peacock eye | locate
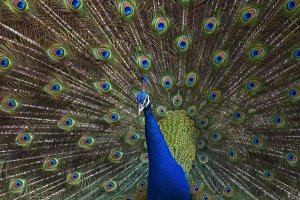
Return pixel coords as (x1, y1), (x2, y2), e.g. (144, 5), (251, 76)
(289, 88), (296, 96)
(210, 131), (222, 143)
(286, 152), (298, 164)
(286, 0), (300, 12)
(198, 139), (206, 149)
(223, 186), (234, 197)
(103, 181), (117, 192)
(187, 106), (196, 117)
(0, 57), (12, 70)
(52, 83), (60, 91)
(137, 180), (147, 190)
(185, 72), (197, 86)
(176, 36), (190, 51)
(202, 195), (209, 200)
(1, 98), (20, 113)
(66, 0), (82, 10)
(47, 46), (66, 61)
(11, 0), (28, 12)
(191, 183), (201, 194)
(67, 172), (81, 184)
(232, 111), (246, 123)
(246, 80), (260, 92)
(45, 82), (64, 95)
(203, 17), (219, 34)
(94, 48), (112, 61)
(249, 47), (266, 60)
(138, 55), (151, 70)
(44, 158), (59, 171)
(94, 80), (112, 93)
(109, 151), (123, 163)
(251, 136), (264, 147)
(78, 136), (95, 148)
(105, 112), (121, 123)
(10, 179), (26, 192)
(263, 170), (274, 181)
(161, 76), (173, 89)
(198, 117), (208, 128)
(208, 90), (221, 102)
(273, 115), (286, 127)
(241, 8), (258, 23)
(213, 51), (227, 67)
(125, 132), (140, 144)
(199, 152), (209, 164)
(292, 48), (300, 60)
(288, 87), (299, 99)
(16, 133), (33, 147)
(226, 149), (238, 160)
(156, 105), (167, 116)
(119, 1), (135, 18)
(140, 153), (149, 163)
(154, 17), (169, 33)
(58, 116), (77, 131)
(157, 23), (165, 30)
(172, 95), (183, 107)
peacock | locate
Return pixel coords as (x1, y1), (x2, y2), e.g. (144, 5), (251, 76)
(0, 0), (299, 199)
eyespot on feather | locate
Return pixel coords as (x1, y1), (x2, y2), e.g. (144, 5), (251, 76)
(241, 7), (258, 24)
(44, 158), (59, 171)
(47, 46), (66, 61)
(109, 151), (123, 163)
(67, 172), (81, 184)
(161, 76), (174, 89)
(103, 180), (117, 192)
(78, 136), (95, 148)
(9, 179), (26, 193)
(263, 170), (274, 181)
(208, 89), (221, 102)
(1, 98), (20, 113)
(246, 80), (260, 92)
(172, 95), (183, 107)
(213, 51), (227, 67)
(203, 17), (219, 34)
(176, 36), (190, 51)
(66, 0), (82, 10)
(118, 1), (135, 18)
(11, 0), (28, 12)
(185, 72), (197, 86)
(16, 133), (33, 147)
(58, 116), (77, 131)
(153, 17), (169, 33)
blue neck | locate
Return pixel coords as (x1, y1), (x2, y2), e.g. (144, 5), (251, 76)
(144, 107), (191, 200)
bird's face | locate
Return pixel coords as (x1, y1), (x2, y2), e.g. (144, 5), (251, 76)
(136, 91), (151, 115)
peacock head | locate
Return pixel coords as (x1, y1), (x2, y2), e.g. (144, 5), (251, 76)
(136, 76), (151, 115)
(136, 91), (151, 115)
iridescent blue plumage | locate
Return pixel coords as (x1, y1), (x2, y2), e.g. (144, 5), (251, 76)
(136, 88), (191, 200)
